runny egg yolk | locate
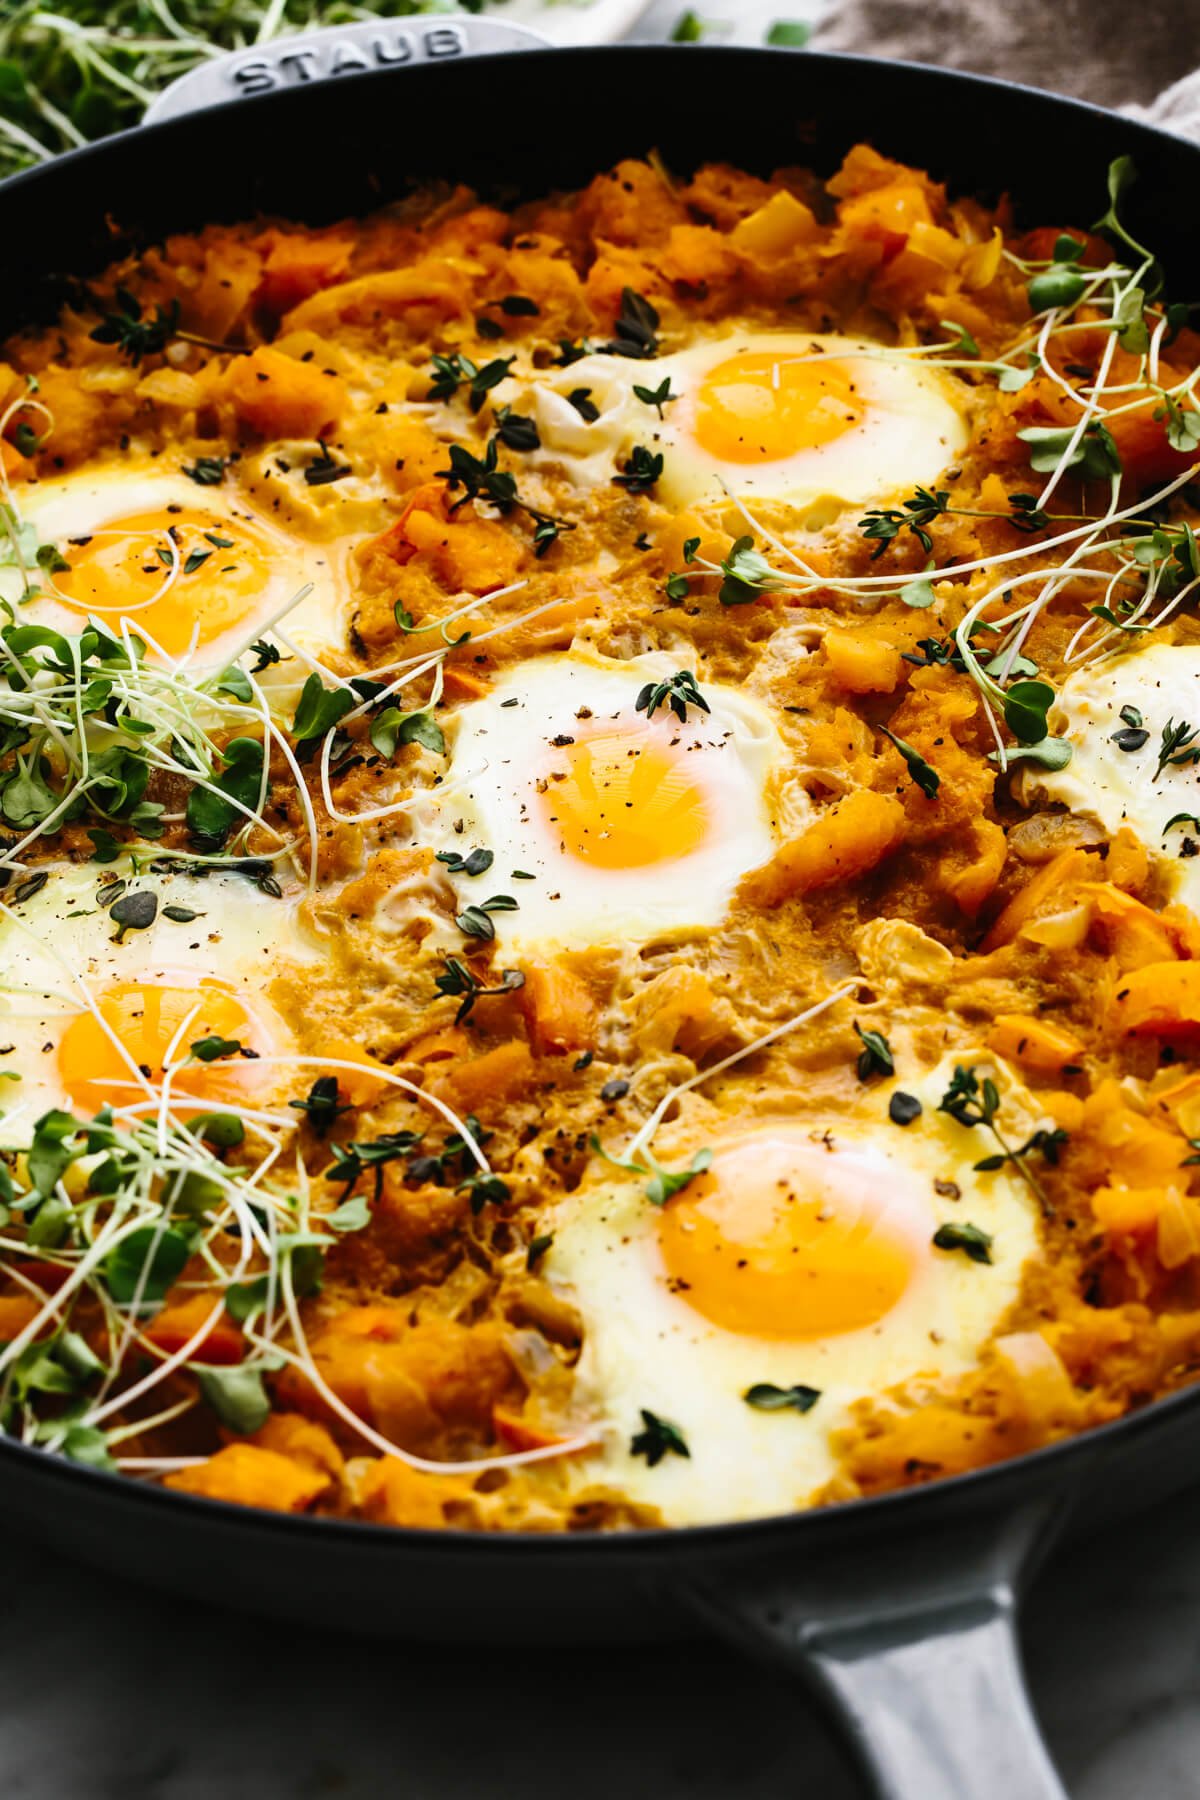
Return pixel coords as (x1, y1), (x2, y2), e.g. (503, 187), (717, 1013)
(57, 979), (271, 1113)
(52, 507), (274, 656)
(539, 728), (711, 869)
(657, 1133), (919, 1337)
(694, 350), (863, 465)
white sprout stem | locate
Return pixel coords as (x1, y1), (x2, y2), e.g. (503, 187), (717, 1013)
(247, 1054), (491, 1174)
(0, 1209), (160, 1386)
(86, 1299), (230, 1428)
(116, 1457), (207, 1471)
(102, 1396), (198, 1447)
(624, 982), (857, 1162)
(258, 1289), (598, 1476)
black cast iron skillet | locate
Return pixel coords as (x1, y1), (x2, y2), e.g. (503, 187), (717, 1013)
(3, 27), (1200, 1798)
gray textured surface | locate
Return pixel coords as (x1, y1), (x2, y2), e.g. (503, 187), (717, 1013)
(7, 1478), (1200, 1798)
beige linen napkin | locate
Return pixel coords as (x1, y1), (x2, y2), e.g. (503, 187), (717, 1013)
(808, 0), (1200, 137)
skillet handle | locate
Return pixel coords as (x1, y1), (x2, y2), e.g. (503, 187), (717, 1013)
(141, 16), (551, 126)
(681, 1500), (1068, 1800)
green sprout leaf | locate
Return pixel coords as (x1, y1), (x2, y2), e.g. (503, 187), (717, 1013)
(1018, 422), (1122, 482)
(718, 536), (790, 606)
(326, 1194), (372, 1233)
(940, 319), (980, 356)
(198, 1363), (273, 1435)
(1027, 267), (1087, 313)
(369, 706), (445, 759)
(105, 1225), (190, 1307)
(291, 673), (355, 743)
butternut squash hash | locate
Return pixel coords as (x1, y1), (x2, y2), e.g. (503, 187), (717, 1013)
(1, 145), (1200, 1529)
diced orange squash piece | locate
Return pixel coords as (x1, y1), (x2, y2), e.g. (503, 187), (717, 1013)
(1040, 1089), (1085, 1133)
(188, 243), (263, 342)
(839, 180), (934, 239)
(283, 1310), (516, 1447)
(824, 628), (903, 695)
(990, 1331), (1080, 1430)
(385, 413), (453, 493)
(439, 667), (492, 704)
(1, 441), (29, 479)
(401, 503), (524, 595)
(312, 1033), (394, 1108)
(222, 345), (343, 437)
(518, 962), (595, 1056)
(431, 1040), (536, 1114)
(1091, 1185), (1172, 1237)
(986, 1013), (1085, 1074)
(335, 846), (435, 923)
(258, 234), (354, 313)
(283, 264), (469, 336)
(1158, 1190), (1200, 1268)
(146, 1293), (244, 1364)
(1151, 1071), (1200, 1139)
(405, 1026), (471, 1066)
(1109, 962), (1200, 1035)
(166, 1443), (329, 1513)
(1080, 1080), (1186, 1186)
(838, 1404), (1008, 1487)
(740, 789), (906, 907)
(0, 1295), (40, 1342)
(982, 849), (1091, 950)
(1085, 884), (1179, 971)
(372, 1173), (469, 1263)
(661, 224), (739, 287)
(937, 817), (1007, 918)
(251, 1413), (344, 1480)
(657, 511), (733, 572)
(731, 190), (818, 258)
(1105, 826), (1150, 891)
(357, 1456), (471, 1528)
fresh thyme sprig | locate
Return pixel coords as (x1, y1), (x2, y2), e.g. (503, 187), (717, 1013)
(859, 487), (951, 558)
(937, 1064), (1066, 1214)
(437, 438), (574, 557)
(89, 289), (235, 361)
(1154, 718), (1200, 781)
(635, 669), (709, 724)
(432, 957), (525, 1024)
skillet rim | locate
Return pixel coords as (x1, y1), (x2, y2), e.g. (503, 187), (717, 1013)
(1, 1362), (1197, 1556)
(2, 42), (1200, 1555)
(4, 41), (1200, 223)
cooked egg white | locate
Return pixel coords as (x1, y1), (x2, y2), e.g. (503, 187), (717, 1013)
(544, 1055), (1042, 1525)
(7, 463), (353, 686)
(525, 331), (971, 520)
(1017, 642), (1200, 914)
(0, 862), (316, 1139)
(419, 649), (791, 948)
